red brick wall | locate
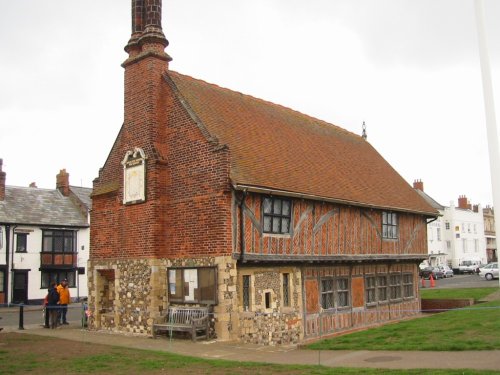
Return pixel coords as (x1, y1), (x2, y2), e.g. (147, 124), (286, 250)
(90, 54), (232, 261)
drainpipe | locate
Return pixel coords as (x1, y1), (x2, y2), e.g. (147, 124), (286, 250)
(5, 224), (10, 305)
(238, 190), (248, 263)
(9, 225), (17, 305)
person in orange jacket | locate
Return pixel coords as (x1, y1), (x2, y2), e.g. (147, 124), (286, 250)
(56, 279), (71, 324)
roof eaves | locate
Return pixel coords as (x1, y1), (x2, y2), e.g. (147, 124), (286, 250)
(233, 183), (439, 217)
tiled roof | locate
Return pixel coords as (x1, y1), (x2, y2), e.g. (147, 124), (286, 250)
(414, 189), (444, 211)
(0, 186), (89, 227)
(70, 186), (92, 211)
(167, 71), (437, 216)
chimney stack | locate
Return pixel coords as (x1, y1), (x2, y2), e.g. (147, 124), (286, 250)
(413, 179), (424, 191)
(458, 195), (472, 210)
(29, 182), (37, 188)
(56, 169), (70, 197)
(0, 159), (6, 201)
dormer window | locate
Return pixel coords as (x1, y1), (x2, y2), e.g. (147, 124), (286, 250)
(263, 197), (291, 234)
(382, 211), (398, 239)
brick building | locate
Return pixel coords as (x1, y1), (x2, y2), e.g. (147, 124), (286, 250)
(88, 1), (437, 344)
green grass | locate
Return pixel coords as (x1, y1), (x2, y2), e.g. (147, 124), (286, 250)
(420, 287), (498, 301)
(307, 299), (500, 351)
(0, 333), (498, 375)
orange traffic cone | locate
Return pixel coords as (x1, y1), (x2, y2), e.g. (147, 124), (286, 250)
(430, 274), (435, 288)
(421, 277), (426, 288)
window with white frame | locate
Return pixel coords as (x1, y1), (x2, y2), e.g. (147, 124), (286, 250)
(168, 267), (217, 304)
(263, 197), (292, 234)
(382, 212), (398, 239)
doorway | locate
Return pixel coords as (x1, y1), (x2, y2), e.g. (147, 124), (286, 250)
(12, 270), (28, 304)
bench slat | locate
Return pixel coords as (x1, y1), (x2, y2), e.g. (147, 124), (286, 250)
(152, 306), (209, 341)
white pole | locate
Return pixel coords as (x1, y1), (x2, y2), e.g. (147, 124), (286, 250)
(474, 0), (500, 287)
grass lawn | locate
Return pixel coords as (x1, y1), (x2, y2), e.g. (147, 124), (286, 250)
(0, 333), (498, 375)
(307, 288), (500, 351)
(420, 287), (498, 301)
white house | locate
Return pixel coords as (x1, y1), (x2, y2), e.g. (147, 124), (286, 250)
(414, 180), (488, 269)
(0, 159), (90, 305)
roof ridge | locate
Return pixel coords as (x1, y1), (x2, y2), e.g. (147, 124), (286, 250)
(167, 70), (362, 140)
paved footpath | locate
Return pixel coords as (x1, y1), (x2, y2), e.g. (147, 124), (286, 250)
(3, 323), (499, 371)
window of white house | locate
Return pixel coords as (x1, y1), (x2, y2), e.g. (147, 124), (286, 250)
(474, 224), (477, 234)
(463, 239), (468, 253)
(445, 222), (450, 230)
(437, 228), (441, 241)
(474, 239), (479, 252)
(389, 274), (402, 300)
(16, 233), (27, 253)
(0, 227), (3, 249)
(41, 270), (76, 288)
(446, 241), (451, 250)
(42, 230), (75, 253)
(263, 197), (292, 234)
(168, 267), (217, 304)
(0, 270), (4, 292)
(382, 212), (398, 239)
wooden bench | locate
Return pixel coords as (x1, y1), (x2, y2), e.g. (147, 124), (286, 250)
(152, 306), (210, 342)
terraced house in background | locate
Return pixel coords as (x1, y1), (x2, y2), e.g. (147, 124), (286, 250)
(0, 161), (90, 305)
(88, 0), (438, 345)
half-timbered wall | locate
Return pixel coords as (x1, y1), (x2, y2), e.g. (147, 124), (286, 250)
(233, 193), (428, 259)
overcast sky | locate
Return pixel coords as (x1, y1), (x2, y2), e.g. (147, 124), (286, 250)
(1, 0), (499, 208)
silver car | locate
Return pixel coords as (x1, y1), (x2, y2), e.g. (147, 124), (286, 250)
(479, 262), (499, 281)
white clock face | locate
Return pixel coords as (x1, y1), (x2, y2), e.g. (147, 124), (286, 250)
(124, 164), (145, 203)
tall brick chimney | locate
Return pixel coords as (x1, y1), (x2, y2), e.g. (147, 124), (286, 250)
(413, 179), (424, 191)
(121, 0), (172, 149)
(0, 159), (6, 201)
(458, 195), (471, 210)
(56, 169), (70, 197)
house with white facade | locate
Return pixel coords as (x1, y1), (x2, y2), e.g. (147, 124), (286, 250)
(414, 181), (488, 270)
(483, 206), (497, 263)
(0, 159), (91, 305)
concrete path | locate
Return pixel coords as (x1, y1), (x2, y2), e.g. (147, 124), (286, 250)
(4, 323), (499, 371)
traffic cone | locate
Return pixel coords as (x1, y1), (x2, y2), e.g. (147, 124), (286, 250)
(430, 274), (435, 288)
(421, 277), (426, 288)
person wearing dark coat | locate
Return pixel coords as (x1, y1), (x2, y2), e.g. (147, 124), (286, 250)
(47, 281), (60, 329)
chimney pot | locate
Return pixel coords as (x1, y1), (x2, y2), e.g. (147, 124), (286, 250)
(56, 169), (70, 197)
(413, 179), (424, 191)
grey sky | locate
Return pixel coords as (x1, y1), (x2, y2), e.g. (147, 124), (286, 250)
(1, 0), (499, 208)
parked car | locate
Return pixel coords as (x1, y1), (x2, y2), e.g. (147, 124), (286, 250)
(438, 265), (454, 278)
(479, 262), (499, 281)
(419, 266), (444, 280)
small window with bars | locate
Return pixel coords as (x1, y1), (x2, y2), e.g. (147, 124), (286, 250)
(377, 275), (388, 301)
(403, 273), (414, 298)
(263, 197), (292, 234)
(382, 212), (398, 239)
(242, 275), (251, 311)
(320, 279), (334, 309)
(336, 278), (349, 307)
(282, 273), (290, 307)
(365, 276), (376, 304)
(389, 274), (402, 300)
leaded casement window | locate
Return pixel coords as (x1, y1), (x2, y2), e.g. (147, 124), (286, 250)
(382, 212), (398, 239)
(263, 196), (292, 234)
(16, 233), (27, 253)
(42, 230), (75, 253)
(389, 274), (402, 300)
(321, 277), (350, 309)
(282, 273), (290, 307)
(365, 276), (376, 304)
(377, 275), (388, 301)
(336, 278), (349, 307)
(242, 275), (251, 311)
(168, 267), (217, 304)
(403, 273), (414, 298)
(41, 270), (76, 288)
(321, 279), (335, 309)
